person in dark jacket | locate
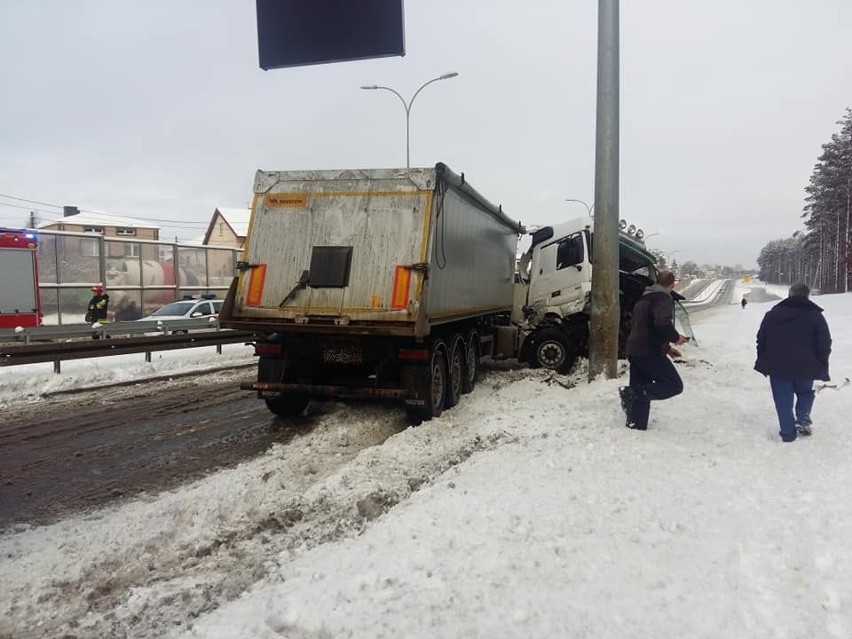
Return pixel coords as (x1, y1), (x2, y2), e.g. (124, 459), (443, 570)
(619, 270), (689, 430)
(85, 286), (110, 323)
(754, 283), (832, 442)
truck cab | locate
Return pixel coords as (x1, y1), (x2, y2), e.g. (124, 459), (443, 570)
(513, 217), (661, 371)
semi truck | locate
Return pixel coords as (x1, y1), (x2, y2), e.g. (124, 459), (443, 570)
(219, 163), (674, 423)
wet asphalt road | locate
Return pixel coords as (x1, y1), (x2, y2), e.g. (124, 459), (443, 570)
(0, 370), (304, 529)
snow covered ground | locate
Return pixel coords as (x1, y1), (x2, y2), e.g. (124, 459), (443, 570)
(0, 343), (255, 406)
(2, 282), (851, 638)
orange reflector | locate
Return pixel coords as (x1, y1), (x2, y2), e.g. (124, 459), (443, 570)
(246, 264), (267, 306)
(391, 265), (411, 310)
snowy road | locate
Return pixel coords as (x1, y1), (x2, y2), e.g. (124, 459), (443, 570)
(0, 369), (408, 530)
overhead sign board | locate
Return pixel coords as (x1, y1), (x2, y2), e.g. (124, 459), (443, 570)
(256, 0), (406, 70)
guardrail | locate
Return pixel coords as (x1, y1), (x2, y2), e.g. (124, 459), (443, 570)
(0, 319), (258, 373)
(0, 317), (229, 344)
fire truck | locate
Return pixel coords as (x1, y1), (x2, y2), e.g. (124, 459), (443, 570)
(0, 228), (42, 328)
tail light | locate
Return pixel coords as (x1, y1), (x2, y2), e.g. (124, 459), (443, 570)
(398, 347), (429, 362)
(255, 342), (284, 356)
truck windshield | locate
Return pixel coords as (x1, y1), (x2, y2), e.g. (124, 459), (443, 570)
(619, 237), (657, 276)
(586, 231), (657, 277)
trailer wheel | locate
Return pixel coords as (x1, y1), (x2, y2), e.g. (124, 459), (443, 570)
(462, 329), (480, 394)
(264, 395), (310, 417)
(531, 328), (576, 373)
(404, 340), (447, 424)
(446, 334), (465, 408)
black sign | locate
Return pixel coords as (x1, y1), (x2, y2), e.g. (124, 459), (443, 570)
(256, 0), (406, 70)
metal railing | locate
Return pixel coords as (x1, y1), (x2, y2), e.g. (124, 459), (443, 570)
(0, 319), (258, 373)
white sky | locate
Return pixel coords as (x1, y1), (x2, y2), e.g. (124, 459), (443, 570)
(2, 282), (851, 638)
(1, 1), (851, 266)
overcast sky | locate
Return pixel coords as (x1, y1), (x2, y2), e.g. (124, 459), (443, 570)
(1, 1), (851, 267)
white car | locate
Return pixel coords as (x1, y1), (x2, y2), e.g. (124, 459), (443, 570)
(137, 298), (224, 333)
(140, 298), (224, 321)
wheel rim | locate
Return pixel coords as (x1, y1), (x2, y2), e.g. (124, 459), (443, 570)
(466, 333), (478, 387)
(538, 340), (566, 369)
(431, 352), (445, 408)
(451, 346), (463, 398)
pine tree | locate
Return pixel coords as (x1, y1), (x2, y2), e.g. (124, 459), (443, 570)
(802, 109), (852, 292)
(759, 109), (852, 292)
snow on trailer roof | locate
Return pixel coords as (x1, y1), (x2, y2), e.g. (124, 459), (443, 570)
(252, 162), (525, 235)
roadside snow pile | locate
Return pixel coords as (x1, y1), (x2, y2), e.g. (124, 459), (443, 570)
(0, 368), (568, 638)
(0, 344), (254, 408)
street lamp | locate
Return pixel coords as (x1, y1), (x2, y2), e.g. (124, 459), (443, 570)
(565, 198), (594, 217)
(643, 232), (661, 242)
(361, 72), (459, 169)
(665, 250), (682, 269)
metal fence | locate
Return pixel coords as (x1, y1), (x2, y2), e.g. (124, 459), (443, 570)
(37, 230), (241, 325)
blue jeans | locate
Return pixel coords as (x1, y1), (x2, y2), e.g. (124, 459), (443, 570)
(769, 377), (815, 441)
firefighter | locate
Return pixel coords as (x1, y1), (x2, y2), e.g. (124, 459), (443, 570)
(85, 286), (110, 336)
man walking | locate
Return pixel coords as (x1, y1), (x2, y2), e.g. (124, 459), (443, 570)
(619, 270), (689, 430)
(754, 283), (832, 442)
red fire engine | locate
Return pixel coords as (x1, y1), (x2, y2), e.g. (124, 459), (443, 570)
(0, 228), (42, 328)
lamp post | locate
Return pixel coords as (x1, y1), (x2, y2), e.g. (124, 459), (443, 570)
(643, 232), (661, 242)
(565, 198), (594, 217)
(666, 250), (682, 272)
(361, 72), (459, 169)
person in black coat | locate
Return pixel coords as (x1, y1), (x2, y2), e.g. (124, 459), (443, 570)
(754, 283), (832, 442)
(619, 270), (689, 430)
(85, 286), (110, 323)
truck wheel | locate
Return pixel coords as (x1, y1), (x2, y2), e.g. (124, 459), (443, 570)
(404, 340), (447, 424)
(265, 395), (309, 417)
(462, 329), (480, 394)
(532, 328), (575, 373)
(426, 341), (448, 417)
(446, 334), (465, 408)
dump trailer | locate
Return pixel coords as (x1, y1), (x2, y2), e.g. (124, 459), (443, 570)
(220, 163), (524, 423)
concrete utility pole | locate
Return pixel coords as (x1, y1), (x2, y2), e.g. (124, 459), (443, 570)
(588, 0), (620, 381)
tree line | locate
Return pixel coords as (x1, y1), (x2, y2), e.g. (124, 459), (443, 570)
(757, 109), (852, 293)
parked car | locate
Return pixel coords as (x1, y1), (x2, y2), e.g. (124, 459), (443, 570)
(138, 297), (224, 333)
(140, 298), (224, 321)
